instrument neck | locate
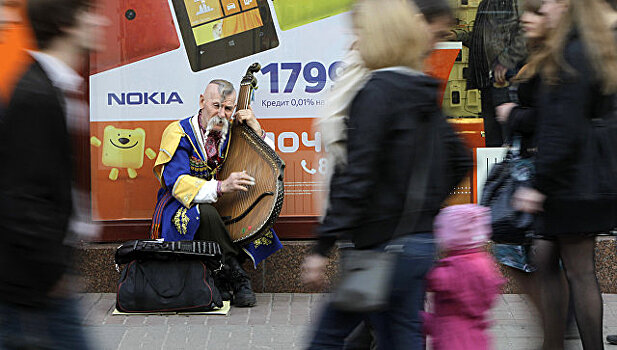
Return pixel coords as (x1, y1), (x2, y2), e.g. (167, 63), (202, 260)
(235, 83), (252, 121)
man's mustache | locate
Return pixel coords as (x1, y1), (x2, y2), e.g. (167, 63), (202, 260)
(208, 116), (228, 128)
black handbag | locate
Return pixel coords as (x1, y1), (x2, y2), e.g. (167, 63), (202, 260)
(115, 240), (224, 313)
(480, 138), (534, 244)
(331, 102), (436, 312)
(116, 259), (223, 313)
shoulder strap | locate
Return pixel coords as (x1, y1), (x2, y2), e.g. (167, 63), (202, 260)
(392, 113), (436, 238)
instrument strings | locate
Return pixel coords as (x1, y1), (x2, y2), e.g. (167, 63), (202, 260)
(214, 69), (280, 242)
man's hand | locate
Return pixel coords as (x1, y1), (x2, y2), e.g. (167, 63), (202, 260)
(513, 187), (546, 214)
(496, 102), (517, 124)
(220, 171), (255, 193)
(301, 254), (329, 289)
(494, 63), (509, 85)
(235, 106), (263, 136)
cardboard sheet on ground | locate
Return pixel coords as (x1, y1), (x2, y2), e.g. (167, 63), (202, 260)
(112, 301), (231, 316)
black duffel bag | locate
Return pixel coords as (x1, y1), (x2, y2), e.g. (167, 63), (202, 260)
(117, 259), (223, 313)
(115, 240), (224, 313)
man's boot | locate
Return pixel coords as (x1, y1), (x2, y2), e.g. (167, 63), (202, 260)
(212, 267), (232, 301)
(227, 256), (256, 307)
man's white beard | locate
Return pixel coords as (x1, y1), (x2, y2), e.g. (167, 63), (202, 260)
(204, 115), (229, 145)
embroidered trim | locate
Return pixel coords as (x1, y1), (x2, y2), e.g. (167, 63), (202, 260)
(150, 191), (173, 239)
(173, 207), (190, 235)
(253, 231), (274, 248)
(189, 156), (213, 180)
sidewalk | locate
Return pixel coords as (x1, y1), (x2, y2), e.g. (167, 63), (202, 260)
(83, 293), (617, 350)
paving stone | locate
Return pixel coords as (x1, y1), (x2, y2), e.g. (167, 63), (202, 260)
(103, 315), (126, 325)
(186, 326), (210, 350)
(145, 315), (168, 326)
(89, 325), (126, 350)
(167, 315), (188, 326)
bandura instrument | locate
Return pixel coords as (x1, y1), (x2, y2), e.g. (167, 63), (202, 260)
(213, 63), (285, 244)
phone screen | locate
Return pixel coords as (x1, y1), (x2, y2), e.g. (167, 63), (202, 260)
(183, 0), (263, 46)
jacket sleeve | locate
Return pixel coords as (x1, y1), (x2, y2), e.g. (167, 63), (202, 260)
(313, 82), (390, 257)
(497, 29), (527, 70)
(497, 0), (527, 69)
(452, 28), (472, 49)
(534, 39), (593, 195)
(508, 106), (537, 135)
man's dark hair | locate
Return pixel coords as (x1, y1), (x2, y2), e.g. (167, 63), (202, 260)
(608, 0), (617, 11)
(27, 0), (92, 50)
(413, 0), (453, 23)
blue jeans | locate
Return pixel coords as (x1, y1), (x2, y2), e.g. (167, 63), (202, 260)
(307, 233), (436, 350)
(0, 297), (91, 350)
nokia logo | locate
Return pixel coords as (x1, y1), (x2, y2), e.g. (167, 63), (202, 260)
(107, 92), (184, 105)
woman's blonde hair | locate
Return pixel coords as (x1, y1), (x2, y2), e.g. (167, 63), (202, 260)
(523, 0), (617, 93)
(352, 0), (429, 71)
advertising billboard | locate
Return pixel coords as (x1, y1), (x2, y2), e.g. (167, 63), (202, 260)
(89, 0), (461, 222)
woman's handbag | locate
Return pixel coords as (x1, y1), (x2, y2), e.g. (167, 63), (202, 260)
(115, 240), (224, 313)
(480, 138), (534, 244)
(330, 249), (398, 312)
(330, 107), (435, 312)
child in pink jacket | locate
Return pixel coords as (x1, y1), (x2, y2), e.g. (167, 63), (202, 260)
(424, 204), (505, 350)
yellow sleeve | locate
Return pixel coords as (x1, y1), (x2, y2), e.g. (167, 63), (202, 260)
(153, 121), (185, 185)
(172, 174), (208, 208)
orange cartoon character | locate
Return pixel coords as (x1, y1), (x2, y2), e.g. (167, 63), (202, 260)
(90, 125), (156, 180)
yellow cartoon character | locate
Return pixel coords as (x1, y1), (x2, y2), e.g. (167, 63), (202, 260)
(90, 126), (156, 180)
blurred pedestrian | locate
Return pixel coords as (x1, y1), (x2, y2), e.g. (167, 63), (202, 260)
(450, 0), (527, 146)
(513, 0), (617, 348)
(316, 0), (455, 220)
(301, 0), (472, 348)
(492, 0), (547, 314)
(0, 0), (106, 348)
(423, 204), (504, 350)
(496, 0), (583, 340)
(0, 0), (34, 104)
(316, 2), (457, 348)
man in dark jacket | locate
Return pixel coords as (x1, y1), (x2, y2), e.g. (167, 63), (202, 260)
(452, 0), (527, 146)
(0, 0), (105, 348)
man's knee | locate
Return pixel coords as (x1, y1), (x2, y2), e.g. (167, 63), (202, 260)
(199, 204), (222, 221)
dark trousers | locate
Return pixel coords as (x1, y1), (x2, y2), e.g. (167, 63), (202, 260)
(481, 87), (505, 147)
(195, 204), (239, 258)
(344, 322), (377, 350)
(0, 297), (91, 350)
(307, 233), (436, 350)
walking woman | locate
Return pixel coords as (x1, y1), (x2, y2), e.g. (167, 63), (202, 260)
(301, 0), (472, 349)
(493, 0), (548, 314)
(513, 0), (617, 349)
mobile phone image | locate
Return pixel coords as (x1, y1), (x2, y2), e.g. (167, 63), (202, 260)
(272, 0), (354, 31)
(90, 0), (180, 74)
(171, 0), (279, 72)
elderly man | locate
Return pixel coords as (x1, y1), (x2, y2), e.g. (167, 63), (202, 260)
(150, 79), (281, 307)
